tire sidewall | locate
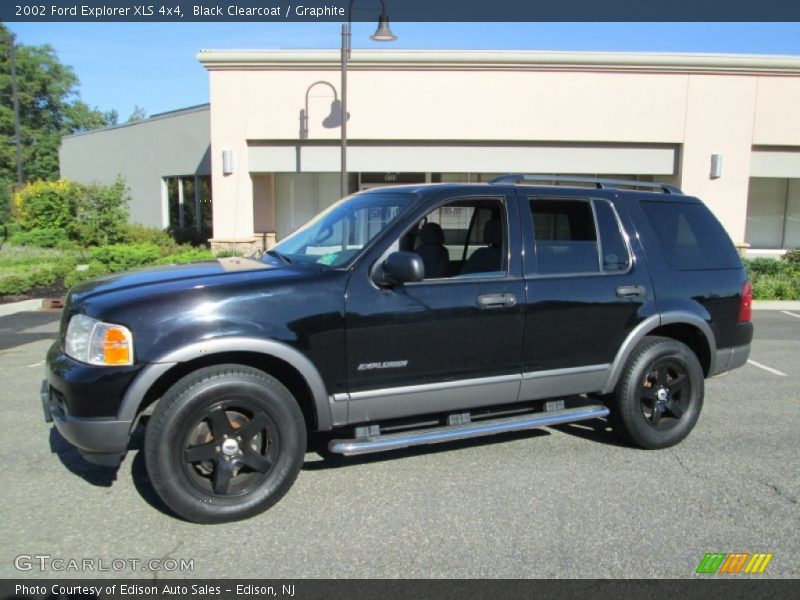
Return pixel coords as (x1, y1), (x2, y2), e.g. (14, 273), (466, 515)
(617, 339), (704, 449)
(146, 367), (306, 523)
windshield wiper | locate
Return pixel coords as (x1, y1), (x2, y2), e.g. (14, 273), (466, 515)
(265, 249), (292, 265)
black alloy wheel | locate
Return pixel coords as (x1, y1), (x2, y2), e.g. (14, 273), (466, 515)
(145, 365), (306, 523)
(612, 336), (704, 449)
(181, 400), (279, 496)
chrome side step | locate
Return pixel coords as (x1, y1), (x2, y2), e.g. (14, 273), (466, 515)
(328, 404), (609, 456)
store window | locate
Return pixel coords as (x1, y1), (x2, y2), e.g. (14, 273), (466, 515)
(745, 178), (800, 249)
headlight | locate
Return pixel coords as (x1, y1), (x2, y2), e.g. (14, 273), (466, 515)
(65, 314), (134, 366)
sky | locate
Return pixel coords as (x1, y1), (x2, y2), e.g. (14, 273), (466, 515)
(8, 22), (800, 119)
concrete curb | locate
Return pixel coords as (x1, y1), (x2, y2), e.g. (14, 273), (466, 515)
(753, 300), (800, 311)
(0, 298), (43, 318)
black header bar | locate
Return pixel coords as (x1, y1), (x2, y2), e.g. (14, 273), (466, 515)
(3, 0), (800, 22)
(1, 579), (798, 600)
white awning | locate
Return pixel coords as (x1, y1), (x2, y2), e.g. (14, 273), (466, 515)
(248, 143), (676, 175)
(750, 149), (800, 178)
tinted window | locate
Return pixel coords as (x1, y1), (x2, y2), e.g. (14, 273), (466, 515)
(594, 200), (631, 272)
(641, 201), (741, 270)
(399, 198), (506, 279)
(530, 199), (600, 274)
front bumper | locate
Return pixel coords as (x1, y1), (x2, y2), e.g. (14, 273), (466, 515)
(42, 380), (132, 466)
(43, 342), (139, 467)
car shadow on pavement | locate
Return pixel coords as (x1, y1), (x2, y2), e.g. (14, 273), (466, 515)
(48, 427), (118, 487)
(550, 417), (632, 448)
(126, 417), (181, 519)
(302, 428), (551, 471)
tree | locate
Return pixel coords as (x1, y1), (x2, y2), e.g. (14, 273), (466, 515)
(126, 105), (148, 123)
(0, 24), (116, 192)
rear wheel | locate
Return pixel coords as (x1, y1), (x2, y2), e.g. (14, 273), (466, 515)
(144, 365), (306, 523)
(612, 336), (704, 449)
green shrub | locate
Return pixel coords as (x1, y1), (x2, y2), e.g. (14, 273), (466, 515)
(13, 178), (131, 247)
(0, 273), (32, 295)
(746, 256), (800, 300)
(90, 243), (161, 272)
(156, 248), (215, 265)
(783, 248), (800, 264)
(1, 222), (21, 242)
(14, 180), (81, 234)
(63, 262), (110, 289)
(124, 223), (182, 254)
(744, 257), (791, 277)
(9, 227), (69, 248)
(215, 248), (244, 258)
(167, 226), (210, 247)
(73, 178), (130, 246)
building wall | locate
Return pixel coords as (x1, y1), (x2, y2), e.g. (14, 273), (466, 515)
(200, 50), (800, 249)
(60, 105), (211, 228)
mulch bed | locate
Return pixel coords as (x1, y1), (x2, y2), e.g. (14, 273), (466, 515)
(0, 283), (67, 306)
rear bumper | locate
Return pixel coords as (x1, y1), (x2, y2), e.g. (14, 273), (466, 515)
(711, 343), (751, 376)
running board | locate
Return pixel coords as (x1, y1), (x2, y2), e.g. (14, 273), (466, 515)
(328, 405), (610, 456)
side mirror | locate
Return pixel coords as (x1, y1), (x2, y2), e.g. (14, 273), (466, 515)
(373, 251), (425, 287)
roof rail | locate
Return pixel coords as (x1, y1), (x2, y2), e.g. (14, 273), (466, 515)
(489, 174), (683, 194)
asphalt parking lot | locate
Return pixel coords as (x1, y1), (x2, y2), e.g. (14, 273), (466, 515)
(1, 309), (797, 579)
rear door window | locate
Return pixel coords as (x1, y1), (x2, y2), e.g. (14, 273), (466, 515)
(528, 198), (633, 276)
(640, 201), (741, 270)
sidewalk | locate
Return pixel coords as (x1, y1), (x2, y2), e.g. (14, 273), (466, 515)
(0, 298), (42, 318)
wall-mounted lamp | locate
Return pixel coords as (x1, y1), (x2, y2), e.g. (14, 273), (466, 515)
(222, 149), (234, 175)
(710, 154), (723, 179)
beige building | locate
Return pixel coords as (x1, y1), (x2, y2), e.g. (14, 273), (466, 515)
(200, 49), (800, 255)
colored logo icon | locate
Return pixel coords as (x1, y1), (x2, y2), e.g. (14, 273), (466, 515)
(696, 552), (773, 574)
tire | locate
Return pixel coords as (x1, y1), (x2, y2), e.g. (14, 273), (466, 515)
(144, 364), (306, 523)
(612, 336), (704, 449)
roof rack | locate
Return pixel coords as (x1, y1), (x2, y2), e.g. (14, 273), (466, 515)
(489, 174), (683, 194)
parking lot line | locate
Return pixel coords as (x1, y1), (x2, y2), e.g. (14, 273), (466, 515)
(780, 310), (800, 319)
(747, 359), (788, 377)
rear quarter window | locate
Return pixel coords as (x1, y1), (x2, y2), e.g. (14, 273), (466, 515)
(640, 200), (741, 270)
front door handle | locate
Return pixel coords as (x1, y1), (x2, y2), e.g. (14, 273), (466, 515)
(477, 293), (517, 309)
(616, 285), (646, 298)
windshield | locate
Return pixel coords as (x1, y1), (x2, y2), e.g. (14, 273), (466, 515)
(268, 192), (415, 268)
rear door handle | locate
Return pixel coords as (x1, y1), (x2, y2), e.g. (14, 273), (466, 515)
(616, 285), (646, 298)
(477, 293), (517, 309)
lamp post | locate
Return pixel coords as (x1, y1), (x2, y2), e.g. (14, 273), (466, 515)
(340, 0), (397, 197)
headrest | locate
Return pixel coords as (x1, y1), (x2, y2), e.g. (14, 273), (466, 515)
(484, 218), (502, 246)
(419, 222), (445, 245)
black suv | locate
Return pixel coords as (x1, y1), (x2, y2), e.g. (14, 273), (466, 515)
(42, 175), (753, 523)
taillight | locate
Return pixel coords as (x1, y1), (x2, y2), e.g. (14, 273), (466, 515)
(739, 280), (752, 323)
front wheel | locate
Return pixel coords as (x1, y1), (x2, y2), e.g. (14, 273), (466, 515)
(612, 336), (704, 449)
(144, 365), (306, 523)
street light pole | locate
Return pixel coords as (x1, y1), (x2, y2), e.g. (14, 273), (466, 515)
(340, 21), (350, 198)
(339, 0), (396, 198)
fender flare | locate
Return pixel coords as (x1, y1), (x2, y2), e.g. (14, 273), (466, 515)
(601, 311), (717, 394)
(117, 337), (333, 430)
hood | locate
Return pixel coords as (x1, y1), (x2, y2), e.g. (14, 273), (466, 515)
(67, 257), (284, 304)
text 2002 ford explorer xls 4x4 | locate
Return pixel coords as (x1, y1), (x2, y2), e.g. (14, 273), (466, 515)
(41, 175), (753, 523)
